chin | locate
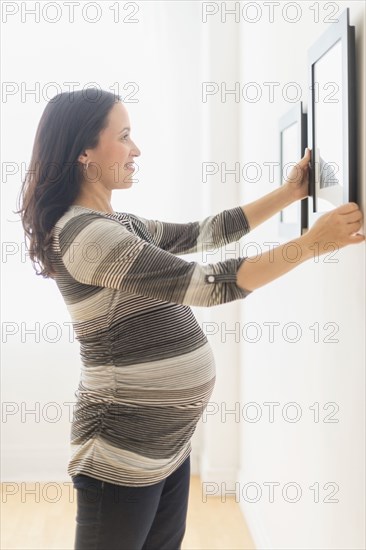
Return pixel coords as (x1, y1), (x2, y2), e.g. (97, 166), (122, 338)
(120, 179), (134, 187)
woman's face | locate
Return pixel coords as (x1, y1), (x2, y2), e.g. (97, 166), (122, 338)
(79, 101), (141, 191)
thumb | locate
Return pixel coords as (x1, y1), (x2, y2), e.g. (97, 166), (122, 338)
(297, 148), (311, 167)
(350, 233), (365, 242)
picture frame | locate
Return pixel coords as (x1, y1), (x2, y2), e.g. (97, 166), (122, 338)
(278, 101), (308, 238)
(306, 6), (357, 227)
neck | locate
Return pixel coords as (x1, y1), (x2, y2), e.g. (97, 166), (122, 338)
(71, 198), (115, 215)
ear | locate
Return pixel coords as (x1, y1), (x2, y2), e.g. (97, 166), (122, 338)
(78, 152), (88, 164)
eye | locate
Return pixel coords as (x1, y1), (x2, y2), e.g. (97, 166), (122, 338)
(121, 134), (129, 141)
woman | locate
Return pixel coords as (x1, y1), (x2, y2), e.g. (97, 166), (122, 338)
(17, 88), (364, 550)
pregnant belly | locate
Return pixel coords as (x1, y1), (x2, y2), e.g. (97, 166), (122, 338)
(78, 338), (216, 404)
(73, 340), (216, 459)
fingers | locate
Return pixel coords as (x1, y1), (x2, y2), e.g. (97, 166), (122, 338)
(340, 205), (363, 229)
(347, 233), (365, 244)
(300, 148), (311, 162)
(345, 210), (363, 224)
(347, 220), (363, 232)
(336, 202), (360, 214)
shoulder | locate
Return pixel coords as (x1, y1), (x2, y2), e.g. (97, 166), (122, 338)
(54, 210), (129, 247)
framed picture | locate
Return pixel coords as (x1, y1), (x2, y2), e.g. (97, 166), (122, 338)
(278, 101), (308, 238)
(306, 6), (357, 227)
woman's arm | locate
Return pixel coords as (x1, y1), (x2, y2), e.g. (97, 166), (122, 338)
(236, 233), (312, 291)
(237, 201), (365, 292)
(56, 212), (253, 307)
(130, 206), (250, 255)
(242, 148), (311, 229)
(241, 185), (296, 232)
(242, 148), (311, 230)
(130, 150), (311, 254)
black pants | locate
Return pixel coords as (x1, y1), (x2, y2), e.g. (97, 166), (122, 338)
(72, 454), (191, 550)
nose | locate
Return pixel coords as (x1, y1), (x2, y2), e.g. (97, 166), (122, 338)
(131, 141), (141, 157)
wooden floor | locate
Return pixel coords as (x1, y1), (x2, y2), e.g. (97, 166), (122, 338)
(1, 476), (256, 549)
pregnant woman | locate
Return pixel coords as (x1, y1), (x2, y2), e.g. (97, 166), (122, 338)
(17, 88), (364, 550)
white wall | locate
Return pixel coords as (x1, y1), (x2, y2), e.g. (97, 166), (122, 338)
(236, 2), (365, 549)
(1, 1), (208, 480)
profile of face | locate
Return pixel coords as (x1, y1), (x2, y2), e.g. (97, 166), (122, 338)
(78, 101), (141, 191)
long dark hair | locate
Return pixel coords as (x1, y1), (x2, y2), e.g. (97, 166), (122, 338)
(15, 87), (121, 279)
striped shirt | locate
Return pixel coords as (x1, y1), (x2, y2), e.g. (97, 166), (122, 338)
(50, 204), (253, 486)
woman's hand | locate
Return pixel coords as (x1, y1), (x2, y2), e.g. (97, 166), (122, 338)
(282, 148), (311, 201)
(304, 202), (365, 253)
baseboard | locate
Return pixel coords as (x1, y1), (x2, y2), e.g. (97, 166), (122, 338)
(198, 452), (239, 486)
(3, 446), (203, 482)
